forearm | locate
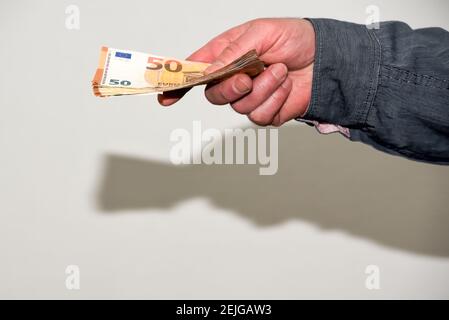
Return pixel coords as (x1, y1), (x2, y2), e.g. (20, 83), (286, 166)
(301, 18), (449, 164)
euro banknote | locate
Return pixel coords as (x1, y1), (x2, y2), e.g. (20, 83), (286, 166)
(92, 47), (264, 97)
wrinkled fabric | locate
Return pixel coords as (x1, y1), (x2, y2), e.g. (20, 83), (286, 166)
(301, 18), (449, 164)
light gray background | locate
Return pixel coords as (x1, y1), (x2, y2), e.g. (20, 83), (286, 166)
(1, 0), (449, 299)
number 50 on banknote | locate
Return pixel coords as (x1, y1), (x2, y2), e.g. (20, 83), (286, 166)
(92, 47), (264, 97)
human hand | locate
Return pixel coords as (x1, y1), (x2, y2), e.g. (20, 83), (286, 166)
(158, 18), (315, 126)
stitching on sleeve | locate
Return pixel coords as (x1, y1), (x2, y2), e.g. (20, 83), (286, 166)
(381, 65), (449, 90)
(356, 26), (382, 126)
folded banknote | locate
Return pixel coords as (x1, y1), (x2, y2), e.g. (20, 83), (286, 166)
(92, 47), (265, 97)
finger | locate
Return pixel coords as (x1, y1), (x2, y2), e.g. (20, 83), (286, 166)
(275, 65), (314, 125)
(157, 88), (191, 107)
(276, 91), (309, 126)
(248, 77), (292, 126)
(230, 63), (288, 114)
(205, 74), (252, 105)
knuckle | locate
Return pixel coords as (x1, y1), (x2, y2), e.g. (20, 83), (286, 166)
(231, 101), (250, 114)
(271, 83), (289, 104)
(248, 111), (271, 126)
(205, 86), (229, 105)
(252, 69), (286, 100)
(233, 76), (252, 94)
(237, 98), (258, 113)
(224, 41), (243, 58)
(248, 18), (269, 29)
(270, 90), (284, 105)
(219, 89), (232, 103)
(230, 102), (244, 114)
(205, 89), (217, 104)
(254, 77), (271, 95)
(269, 64), (288, 82)
(271, 114), (282, 127)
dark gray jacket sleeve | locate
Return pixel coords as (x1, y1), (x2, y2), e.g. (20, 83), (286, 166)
(302, 18), (449, 164)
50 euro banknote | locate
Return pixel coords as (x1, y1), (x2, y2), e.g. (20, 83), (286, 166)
(92, 47), (265, 97)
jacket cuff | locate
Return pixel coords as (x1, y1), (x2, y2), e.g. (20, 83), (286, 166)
(301, 18), (381, 127)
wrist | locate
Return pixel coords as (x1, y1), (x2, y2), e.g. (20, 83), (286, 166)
(301, 18), (381, 127)
(299, 19), (317, 67)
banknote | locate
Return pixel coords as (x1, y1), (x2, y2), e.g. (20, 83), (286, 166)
(92, 47), (265, 97)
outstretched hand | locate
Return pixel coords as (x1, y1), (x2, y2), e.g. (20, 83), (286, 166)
(158, 18), (315, 126)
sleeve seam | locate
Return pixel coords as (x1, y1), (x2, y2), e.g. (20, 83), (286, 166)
(381, 65), (449, 90)
(358, 27), (382, 127)
(382, 65), (449, 83)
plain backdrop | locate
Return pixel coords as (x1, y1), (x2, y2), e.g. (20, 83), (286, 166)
(0, 0), (449, 299)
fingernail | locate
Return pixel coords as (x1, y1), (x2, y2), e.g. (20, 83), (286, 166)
(271, 64), (288, 81)
(234, 77), (252, 94)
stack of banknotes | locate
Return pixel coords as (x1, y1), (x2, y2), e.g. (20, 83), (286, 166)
(92, 47), (265, 97)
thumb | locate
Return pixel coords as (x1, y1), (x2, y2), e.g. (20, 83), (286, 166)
(205, 32), (261, 74)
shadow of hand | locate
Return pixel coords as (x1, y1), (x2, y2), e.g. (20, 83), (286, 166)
(96, 125), (449, 257)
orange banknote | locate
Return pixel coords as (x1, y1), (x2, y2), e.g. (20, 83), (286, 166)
(92, 47), (264, 97)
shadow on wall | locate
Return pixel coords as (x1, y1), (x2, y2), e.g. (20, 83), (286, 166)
(96, 125), (449, 257)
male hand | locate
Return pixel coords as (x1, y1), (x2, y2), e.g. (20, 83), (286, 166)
(158, 18), (316, 126)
